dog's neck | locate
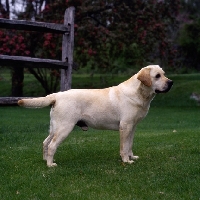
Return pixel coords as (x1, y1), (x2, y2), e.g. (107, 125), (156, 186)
(138, 82), (155, 101)
(119, 75), (155, 107)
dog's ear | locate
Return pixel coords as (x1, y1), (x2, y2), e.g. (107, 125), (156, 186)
(137, 68), (152, 87)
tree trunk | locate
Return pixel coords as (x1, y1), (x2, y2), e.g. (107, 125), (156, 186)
(11, 67), (24, 97)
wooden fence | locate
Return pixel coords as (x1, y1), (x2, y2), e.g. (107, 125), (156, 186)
(0, 7), (75, 105)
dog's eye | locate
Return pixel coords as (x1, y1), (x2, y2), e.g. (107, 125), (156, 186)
(155, 74), (161, 79)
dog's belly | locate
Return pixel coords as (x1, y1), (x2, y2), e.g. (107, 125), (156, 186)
(87, 120), (120, 130)
(81, 113), (120, 131)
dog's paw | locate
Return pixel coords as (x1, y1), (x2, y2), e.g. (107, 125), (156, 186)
(47, 163), (57, 167)
(121, 157), (134, 164)
(129, 154), (139, 160)
(132, 155), (139, 160)
(127, 160), (134, 164)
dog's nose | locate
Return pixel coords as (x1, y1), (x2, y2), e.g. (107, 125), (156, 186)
(168, 79), (173, 88)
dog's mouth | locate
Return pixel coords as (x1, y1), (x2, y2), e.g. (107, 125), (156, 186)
(155, 80), (173, 94)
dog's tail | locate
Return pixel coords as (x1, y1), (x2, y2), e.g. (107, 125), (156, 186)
(18, 94), (56, 108)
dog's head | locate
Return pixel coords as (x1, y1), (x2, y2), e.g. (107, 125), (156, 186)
(137, 65), (173, 94)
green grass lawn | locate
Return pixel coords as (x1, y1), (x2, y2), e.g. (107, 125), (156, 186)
(0, 106), (199, 199)
(0, 71), (200, 199)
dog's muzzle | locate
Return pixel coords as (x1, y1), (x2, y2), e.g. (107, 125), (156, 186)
(155, 79), (173, 94)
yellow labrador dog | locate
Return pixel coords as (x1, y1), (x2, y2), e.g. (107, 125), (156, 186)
(18, 65), (173, 167)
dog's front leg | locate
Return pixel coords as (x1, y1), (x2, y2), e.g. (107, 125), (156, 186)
(128, 126), (139, 161)
(119, 122), (134, 164)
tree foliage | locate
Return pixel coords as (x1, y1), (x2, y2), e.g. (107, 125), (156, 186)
(0, 0), (180, 95)
(180, 0), (200, 18)
(175, 0), (200, 71)
(178, 19), (200, 70)
(10, 0), (180, 71)
(38, 0), (180, 71)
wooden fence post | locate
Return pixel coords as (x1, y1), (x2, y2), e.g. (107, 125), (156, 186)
(60, 7), (75, 91)
(11, 67), (24, 96)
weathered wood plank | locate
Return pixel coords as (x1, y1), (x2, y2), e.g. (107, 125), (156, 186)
(0, 55), (68, 69)
(60, 6), (75, 91)
(0, 18), (68, 34)
(0, 97), (29, 105)
(0, 7), (76, 94)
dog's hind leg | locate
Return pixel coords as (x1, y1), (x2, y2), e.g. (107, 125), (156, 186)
(43, 135), (53, 160)
(43, 118), (54, 160)
(46, 123), (75, 167)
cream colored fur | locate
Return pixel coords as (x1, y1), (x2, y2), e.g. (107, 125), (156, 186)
(18, 65), (173, 167)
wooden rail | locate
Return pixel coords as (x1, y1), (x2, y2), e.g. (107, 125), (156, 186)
(0, 18), (69, 34)
(0, 7), (75, 105)
(0, 55), (68, 69)
(0, 7), (74, 74)
(0, 97), (28, 105)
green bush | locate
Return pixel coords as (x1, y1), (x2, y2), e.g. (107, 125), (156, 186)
(178, 19), (200, 70)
